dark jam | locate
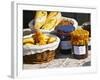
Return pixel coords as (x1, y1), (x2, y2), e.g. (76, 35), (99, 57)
(56, 25), (75, 54)
(72, 45), (88, 59)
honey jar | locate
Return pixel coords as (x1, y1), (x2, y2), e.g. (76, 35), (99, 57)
(71, 28), (89, 59)
(82, 22), (91, 50)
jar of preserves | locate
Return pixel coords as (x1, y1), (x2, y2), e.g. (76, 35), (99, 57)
(71, 28), (89, 59)
(56, 25), (75, 54)
(82, 22), (91, 50)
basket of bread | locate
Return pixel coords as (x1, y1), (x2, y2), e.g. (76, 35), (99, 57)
(23, 29), (60, 64)
(29, 11), (78, 33)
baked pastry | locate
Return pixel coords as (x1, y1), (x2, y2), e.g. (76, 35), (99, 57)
(47, 37), (56, 43)
(23, 37), (34, 44)
(23, 29), (57, 46)
(47, 12), (62, 26)
(41, 12), (62, 30)
(34, 30), (49, 45)
(34, 11), (47, 29)
(24, 43), (34, 46)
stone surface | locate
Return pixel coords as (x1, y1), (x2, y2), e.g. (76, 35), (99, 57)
(23, 51), (91, 69)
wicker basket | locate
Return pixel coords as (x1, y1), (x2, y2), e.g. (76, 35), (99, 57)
(23, 34), (60, 64)
(23, 50), (56, 64)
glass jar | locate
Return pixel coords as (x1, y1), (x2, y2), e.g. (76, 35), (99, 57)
(56, 25), (75, 54)
(82, 22), (91, 50)
(71, 28), (89, 59)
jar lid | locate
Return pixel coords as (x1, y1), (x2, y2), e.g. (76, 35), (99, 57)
(56, 25), (75, 32)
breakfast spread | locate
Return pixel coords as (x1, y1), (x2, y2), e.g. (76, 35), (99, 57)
(23, 11), (90, 64)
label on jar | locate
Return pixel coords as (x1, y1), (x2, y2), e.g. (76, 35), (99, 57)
(61, 41), (72, 50)
(73, 46), (86, 55)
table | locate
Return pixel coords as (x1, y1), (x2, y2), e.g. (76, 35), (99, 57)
(23, 51), (91, 69)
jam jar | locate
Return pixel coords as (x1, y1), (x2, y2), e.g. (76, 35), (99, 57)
(82, 22), (91, 50)
(56, 25), (75, 54)
(71, 28), (89, 59)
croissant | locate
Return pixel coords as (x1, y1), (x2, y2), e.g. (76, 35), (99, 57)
(41, 12), (62, 30)
(41, 18), (56, 30)
(24, 43), (34, 46)
(47, 12), (62, 26)
(23, 37), (34, 44)
(47, 37), (56, 43)
(34, 11), (47, 29)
